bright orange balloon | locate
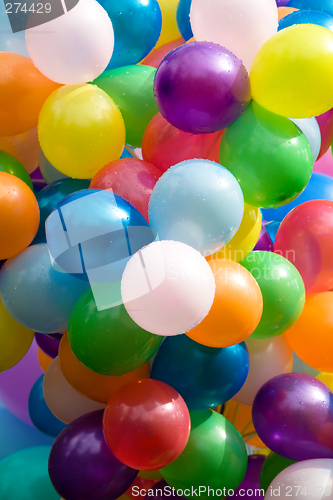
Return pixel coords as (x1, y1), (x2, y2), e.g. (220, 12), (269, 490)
(0, 127), (39, 174)
(224, 400), (265, 449)
(38, 348), (53, 372)
(285, 292), (333, 372)
(141, 38), (185, 68)
(186, 258), (263, 347)
(0, 172), (40, 260)
(0, 53), (60, 137)
(277, 6), (298, 21)
(59, 333), (151, 404)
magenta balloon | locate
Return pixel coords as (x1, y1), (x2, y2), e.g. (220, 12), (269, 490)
(0, 339), (43, 426)
(313, 148), (333, 177)
(252, 373), (333, 461)
(253, 224), (274, 252)
(49, 410), (138, 500)
(154, 41), (251, 134)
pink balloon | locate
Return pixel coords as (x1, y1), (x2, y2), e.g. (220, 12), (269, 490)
(0, 339), (43, 426)
(313, 148), (333, 177)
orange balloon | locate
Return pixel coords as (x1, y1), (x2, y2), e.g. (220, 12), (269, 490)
(141, 38), (185, 68)
(0, 172), (40, 260)
(0, 127), (39, 174)
(38, 348), (53, 372)
(0, 53), (60, 137)
(186, 258), (263, 347)
(59, 333), (151, 404)
(224, 400), (265, 449)
(285, 292), (333, 372)
(277, 6), (298, 21)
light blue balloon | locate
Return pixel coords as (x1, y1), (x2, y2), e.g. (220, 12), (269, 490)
(0, 1), (29, 56)
(292, 352), (320, 377)
(289, 117), (321, 161)
(148, 159), (244, 256)
(0, 244), (90, 333)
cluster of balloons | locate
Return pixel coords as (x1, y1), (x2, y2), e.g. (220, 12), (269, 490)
(2, 0), (333, 499)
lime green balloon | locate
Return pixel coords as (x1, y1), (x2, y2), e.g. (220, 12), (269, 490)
(260, 452), (297, 493)
(93, 65), (158, 148)
(0, 150), (33, 190)
(240, 251), (305, 339)
(160, 409), (247, 498)
(0, 446), (60, 500)
(68, 288), (163, 376)
(219, 101), (313, 208)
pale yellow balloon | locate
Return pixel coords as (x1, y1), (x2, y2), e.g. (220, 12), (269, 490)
(316, 372), (333, 391)
(155, 0), (182, 49)
(251, 24), (333, 118)
(210, 204), (261, 263)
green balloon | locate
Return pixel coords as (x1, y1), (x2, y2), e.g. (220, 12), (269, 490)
(219, 101), (313, 208)
(240, 251), (305, 339)
(0, 446), (60, 500)
(0, 150), (33, 190)
(68, 287), (163, 376)
(160, 409), (247, 498)
(93, 65), (158, 148)
(260, 452), (297, 493)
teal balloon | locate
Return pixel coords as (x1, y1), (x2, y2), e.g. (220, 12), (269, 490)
(0, 446), (60, 500)
(39, 149), (69, 185)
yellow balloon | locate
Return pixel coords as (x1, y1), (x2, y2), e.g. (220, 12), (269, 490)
(0, 298), (34, 372)
(316, 372), (333, 390)
(250, 24), (333, 118)
(210, 204), (261, 262)
(155, 0), (182, 49)
(38, 84), (125, 179)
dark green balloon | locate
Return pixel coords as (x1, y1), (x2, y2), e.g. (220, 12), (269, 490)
(240, 251), (305, 339)
(68, 287), (163, 376)
(0, 446), (60, 500)
(93, 65), (158, 148)
(219, 101), (313, 208)
(0, 150), (33, 190)
(260, 452), (297, 493)
(160, 409), (247, 498)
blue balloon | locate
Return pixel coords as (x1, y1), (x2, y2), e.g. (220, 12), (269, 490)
(33, 178), (90, 245)
(279, 9), (333, 31)
(96, 0), (162, 70)
(151, 335), (249, 409)
(28, 375), (66, 438)
(176, 0), (193, 41)
(0, 244), (90, 333)
(149, 159), (244, 256)
(286, 0), (333, 16)
(264, 220), (281, 245)
(46, 190), (156, 288)
(262, 173), (333, 222)
(0, 400), (53, 462)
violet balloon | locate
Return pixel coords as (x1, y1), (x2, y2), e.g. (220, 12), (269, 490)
(253, 224), (274, 252)
(49, 410), (138, 500)
(34, 332), (60, 359)
(146, 479), (185, 499)
(154, 41), (251, 134)
(252, 373), (333, 461)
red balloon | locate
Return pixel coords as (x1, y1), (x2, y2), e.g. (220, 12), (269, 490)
(103, 379), (191, 471)
(89, 158), (162, 221)
(142, 113), (224, 173)
(316, 108), (333, 160)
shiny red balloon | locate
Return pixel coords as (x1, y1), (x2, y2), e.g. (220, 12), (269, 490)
(90, 158), (161, 221)
(142, 112), (224, 173)
(103, 379), (191, 471)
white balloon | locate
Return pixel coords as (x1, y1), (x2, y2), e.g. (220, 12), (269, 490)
(265, 459), (333, 500)
(43, 357), (105, 424)
(121, 240), (216, 336)
(190, 0), (278, 72)
(234, 336), (293, 405)
(290, 117), (321, 161)
(26, 0), (114, 84)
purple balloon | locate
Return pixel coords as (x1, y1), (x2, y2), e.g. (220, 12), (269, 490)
(252, 373), (333, 461)
(253, 224), (274, 252)
(226, 455), (266, 499)
(30, 167), (44, 181)
(154, 41), (251, 134)
(0, 339), (43, 426)
(35, 332), (60, 359)
(146, 480), (185, 499)
(49, 410), (138, 500)
(276, 0), (289, 5)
